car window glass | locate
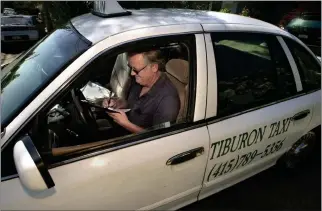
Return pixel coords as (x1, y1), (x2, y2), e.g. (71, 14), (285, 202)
(1, 24), (91, 128)
(284, 38), (321, 91)
(211, 32), (297, 117)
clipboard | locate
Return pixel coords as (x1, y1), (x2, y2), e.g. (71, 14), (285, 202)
(80, 100), (131, 113)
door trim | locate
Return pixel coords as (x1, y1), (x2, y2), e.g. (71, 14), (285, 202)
(194, 34), (208, 121)
(138, 186), (201, 210)
(204, 33), (218, 119)
(206, 91), (316, 125)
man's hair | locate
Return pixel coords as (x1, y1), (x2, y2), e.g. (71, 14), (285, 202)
(128, 50), (165, 71)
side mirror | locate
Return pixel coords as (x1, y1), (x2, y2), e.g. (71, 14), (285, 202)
(13, 136), (55, 192)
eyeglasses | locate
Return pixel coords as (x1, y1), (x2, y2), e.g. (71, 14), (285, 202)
(127, 64), (149, 75)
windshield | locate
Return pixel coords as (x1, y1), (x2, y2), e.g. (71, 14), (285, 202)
(301, 14), (321, 21)
(1, 24), (91, 128)
(1, 16), (32, 25)
(287, 17), (321, 29)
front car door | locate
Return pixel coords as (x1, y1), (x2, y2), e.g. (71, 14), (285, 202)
(1, 25), (210, 210)
(199, 24), (319, 199)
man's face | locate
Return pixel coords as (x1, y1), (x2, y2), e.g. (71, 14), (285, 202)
(128, 53), (157, 86)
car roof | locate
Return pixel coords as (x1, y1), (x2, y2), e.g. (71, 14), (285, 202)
(71, 8), (285, 44)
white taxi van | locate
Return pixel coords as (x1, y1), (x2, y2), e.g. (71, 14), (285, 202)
(1, 1), (321, 210)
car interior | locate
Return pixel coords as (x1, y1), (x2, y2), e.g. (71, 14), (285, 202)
(29, 42), (191, 161)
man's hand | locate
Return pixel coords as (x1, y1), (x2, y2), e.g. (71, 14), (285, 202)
(102, 98), (127, 109)
(102, 98), (116, 108)
(107, 110), (130, 127)
(107, 110), (144, 133)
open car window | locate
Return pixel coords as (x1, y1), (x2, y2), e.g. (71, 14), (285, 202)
(19, 36), (196, 166)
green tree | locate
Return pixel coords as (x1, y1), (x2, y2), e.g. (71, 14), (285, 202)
(219, 8), (231, 13)
(239, 6), (250, 17)
(42, 2), (54, 32)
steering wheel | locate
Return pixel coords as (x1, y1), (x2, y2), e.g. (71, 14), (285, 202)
(71, 88), (98, 130)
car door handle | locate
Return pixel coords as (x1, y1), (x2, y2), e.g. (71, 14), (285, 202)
(166, 147), (204, 166)
(292, 110), (310, 121)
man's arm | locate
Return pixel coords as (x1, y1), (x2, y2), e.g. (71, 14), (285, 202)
(112, 94), (179, 133)
(107, 111), (144, 133)
(121, 121), (144, 133)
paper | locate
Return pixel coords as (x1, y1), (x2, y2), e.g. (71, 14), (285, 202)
(107, 107), (131, 113)
(81, 81), (112, 103)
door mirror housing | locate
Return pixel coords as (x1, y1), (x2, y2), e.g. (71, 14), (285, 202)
(13, 136), (55, 192)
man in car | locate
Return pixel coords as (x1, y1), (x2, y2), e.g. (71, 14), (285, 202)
(102, 50), (180, 133)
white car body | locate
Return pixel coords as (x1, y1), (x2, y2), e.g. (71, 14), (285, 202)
(1, 8), (321, 210)
(3, 8), (17, 16)
(1, 15), (39, 42)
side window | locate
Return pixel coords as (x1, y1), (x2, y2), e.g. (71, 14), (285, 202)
(2, 35), (196, 169)
(211, 32), (297, 117)
(284, 38), (321, 92)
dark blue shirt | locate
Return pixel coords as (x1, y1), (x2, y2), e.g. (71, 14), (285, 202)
(127, 73), (180, 128)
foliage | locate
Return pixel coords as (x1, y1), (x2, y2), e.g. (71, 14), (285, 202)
(2, 1), (41, 15)
(219, 8), (231, 13)
(119, 1), (222, 11)
(239, 6), (250, 17)
(1, 1), (243, 31)
(46, 2), (92, 28)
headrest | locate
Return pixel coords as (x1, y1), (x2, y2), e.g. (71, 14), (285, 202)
(165, 59), (189, 84)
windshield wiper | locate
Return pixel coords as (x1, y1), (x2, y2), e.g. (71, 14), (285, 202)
(25, 53), (39, 61)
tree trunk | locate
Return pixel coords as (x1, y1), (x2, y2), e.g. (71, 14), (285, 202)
(42, 1), (53, 32)
(209, 1), (213, 11)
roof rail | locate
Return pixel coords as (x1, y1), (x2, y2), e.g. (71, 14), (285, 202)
(91, 0), (131, 18)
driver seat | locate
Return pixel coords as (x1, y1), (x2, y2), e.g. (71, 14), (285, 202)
(165, 59), (189, 123)
(109, 53), (132, 99)
(97, 53), (131, 132)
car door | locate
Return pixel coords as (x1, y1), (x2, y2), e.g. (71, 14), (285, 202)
(199, 30), (314, 200)
(1, 26), (210, 210)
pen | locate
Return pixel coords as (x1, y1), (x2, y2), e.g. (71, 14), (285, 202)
(107, 91), (114, 108)
(107, 97), (111, 108)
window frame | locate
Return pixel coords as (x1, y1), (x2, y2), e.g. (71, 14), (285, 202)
(206, 31), (313, 124)
(1, 24), (203, 148)
(281, 36), (321, 94)
(1, 33), (205, 180)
